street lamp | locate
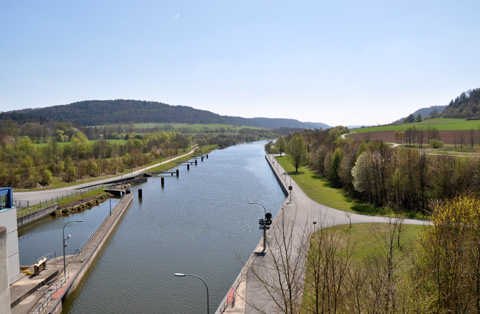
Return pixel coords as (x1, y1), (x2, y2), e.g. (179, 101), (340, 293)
(63, 220), (83, 276)
(174, 273), (210, 314)
(249, 202), (272, 256)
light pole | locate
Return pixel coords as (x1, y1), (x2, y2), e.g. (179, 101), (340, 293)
(63, 220), (83, 276)
(174, 273), (209, 314)
(249, 202), (272, 255)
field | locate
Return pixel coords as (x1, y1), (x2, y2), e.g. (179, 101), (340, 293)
(345, 118), (480, 146)
(35, 139), (126, 147)
(90, 123), (261, 132)
(346, 130), (479, 146)
(352, 118), (480, 132)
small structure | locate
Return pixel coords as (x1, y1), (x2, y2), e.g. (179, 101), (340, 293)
(0, 187), (20, 284)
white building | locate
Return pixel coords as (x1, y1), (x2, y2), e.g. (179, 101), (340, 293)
(0, 187), (20, 285)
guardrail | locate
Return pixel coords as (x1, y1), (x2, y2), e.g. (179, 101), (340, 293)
(78, 194), (123, 254)
(32, 271), (69, 314)
(217, 271), (242, 313)
(16, 186), (107, 218)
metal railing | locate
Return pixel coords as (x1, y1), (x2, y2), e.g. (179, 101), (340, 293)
(32, 271), (69, 314)
(78, 195), (123, 254)
(16, 185), (107, 218)
(78, 213), (109, 254)
(217, 271), (243, 313)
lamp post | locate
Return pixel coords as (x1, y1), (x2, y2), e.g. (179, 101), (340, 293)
(249, 202), (272, 255)
(63, 220), (83, 276)
(174, 273), (209, 314)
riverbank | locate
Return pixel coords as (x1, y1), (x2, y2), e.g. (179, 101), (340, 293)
(10, 193), (134, 314)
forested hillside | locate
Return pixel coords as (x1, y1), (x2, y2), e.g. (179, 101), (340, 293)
(442, 88), (480, 119)
(9, 99), (330, 129)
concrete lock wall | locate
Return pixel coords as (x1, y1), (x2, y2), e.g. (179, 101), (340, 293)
(0, 208), (20, 284)
(0, 227), (12, 314)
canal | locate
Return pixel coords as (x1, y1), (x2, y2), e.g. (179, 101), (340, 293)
(24, 141), (285, 313)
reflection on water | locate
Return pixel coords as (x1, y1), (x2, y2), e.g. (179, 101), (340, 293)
(18, 198), (120, 265)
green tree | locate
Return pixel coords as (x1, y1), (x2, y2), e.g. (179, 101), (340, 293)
(39, 169), (53, 186)
(276, 136), (286, 155)
(287, 135), (307, 173)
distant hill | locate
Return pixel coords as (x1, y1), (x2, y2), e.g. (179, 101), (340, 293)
(442, 88), (480, 119)
(8, 99), (330, 129)
(396, 105), (447, 123)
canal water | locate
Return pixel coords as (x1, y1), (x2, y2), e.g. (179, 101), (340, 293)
(50, 141), (286, 313)
(18, 199), (120, 265)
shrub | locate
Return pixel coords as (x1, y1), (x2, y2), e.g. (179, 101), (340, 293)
(429, 139), (443, 148)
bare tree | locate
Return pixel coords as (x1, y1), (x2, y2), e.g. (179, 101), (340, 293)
(247, 211), (310, 314)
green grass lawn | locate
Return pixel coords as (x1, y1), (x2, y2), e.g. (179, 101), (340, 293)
(352, 118), (480, 132)
(323, 223), (425, 263)
(275, 156), (423, 218)
(301, 223), (426, 312)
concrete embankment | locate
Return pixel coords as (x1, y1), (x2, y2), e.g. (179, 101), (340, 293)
(16, 205), (58, 228)
(10, 193), (134, 314)
(47, 193), (133, 313)
(216, 154), (289, 314)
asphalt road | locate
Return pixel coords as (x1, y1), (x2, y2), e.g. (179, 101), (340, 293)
(14, 147), (198, 206)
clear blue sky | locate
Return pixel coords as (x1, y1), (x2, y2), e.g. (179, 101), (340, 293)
(1, 1), (479, 126)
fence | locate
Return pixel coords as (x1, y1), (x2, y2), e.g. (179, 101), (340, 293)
(15, 185), (107, 218)
(32, 271), (69, 314)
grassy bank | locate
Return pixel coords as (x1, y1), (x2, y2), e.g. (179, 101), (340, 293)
(275, 156), (424, 218)
(275, 156), (393, 216)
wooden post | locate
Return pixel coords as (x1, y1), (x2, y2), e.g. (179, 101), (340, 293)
(138, 189), (142, 199)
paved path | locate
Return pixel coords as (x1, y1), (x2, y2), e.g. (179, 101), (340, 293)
(222, 154), (429, 314)
(14, 147), (198, 206)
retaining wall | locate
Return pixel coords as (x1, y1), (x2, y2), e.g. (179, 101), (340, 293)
(17, 205), (58, 228)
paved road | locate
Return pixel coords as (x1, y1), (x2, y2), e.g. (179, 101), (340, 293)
(224, 154), (429, 314)
(14, 147), (198, 206)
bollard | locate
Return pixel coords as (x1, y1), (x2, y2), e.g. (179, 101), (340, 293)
(187, 164), (190, 171)
(176, 169), (179, 177)
(206, 154), (208, 159)
(195, 159), (198, 165)
(138, 189), (142, 199)
(201, 156), (204, 162)
(161, 176), (165, 187)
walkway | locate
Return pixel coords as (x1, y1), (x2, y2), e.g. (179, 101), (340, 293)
(221, 154), (429, 313)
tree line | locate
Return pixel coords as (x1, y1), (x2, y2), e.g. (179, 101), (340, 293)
(268, 128), (480, 214)
(0, 126), (265, 188)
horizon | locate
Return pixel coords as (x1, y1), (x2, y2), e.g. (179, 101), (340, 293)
(1, 1), (479, 126)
